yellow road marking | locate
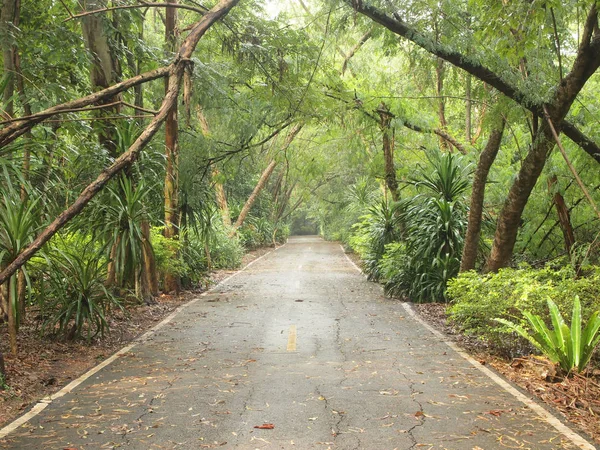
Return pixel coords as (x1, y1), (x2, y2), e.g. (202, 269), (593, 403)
(287, 325), (297, 352)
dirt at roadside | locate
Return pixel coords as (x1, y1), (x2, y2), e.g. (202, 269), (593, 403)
(0, 246), (274, 429)
(414, 302), (600, 446)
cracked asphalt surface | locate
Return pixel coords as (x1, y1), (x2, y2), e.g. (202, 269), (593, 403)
(0, 236), (588, 449)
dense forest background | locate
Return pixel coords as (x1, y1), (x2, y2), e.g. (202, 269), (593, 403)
(1, 0), (600, 379)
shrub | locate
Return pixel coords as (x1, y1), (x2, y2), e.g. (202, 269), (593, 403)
(37, 242), (122, 341)
(349, 200), (402, 281)
(150, 226), (189, 280)
(210, 226), (244, 269)
(381, 152), (469, 302)
(448, 266), (600, 357)
(238, 216), (284, 249)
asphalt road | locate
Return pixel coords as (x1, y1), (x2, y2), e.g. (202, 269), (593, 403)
(0, 236), (594, 449)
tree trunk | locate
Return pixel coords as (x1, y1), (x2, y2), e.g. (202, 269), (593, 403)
(229, 124), (303, 235)
(163, 0), (180, 294)
(1, 0), (17, 120)
(460, 118), (505, 272)
(16, 268), (25, 318)
(377, 103), (399, 202)
(140, 220), (158, 303)
(485, 124), (556, 271)
(230, 159), (278, 234)
(7, 275), (17, 356)
(0, 349), (5, 387)
(81, 0), (120, 157)
(549, 177), (576, 256)
(106, 236), (119, 287)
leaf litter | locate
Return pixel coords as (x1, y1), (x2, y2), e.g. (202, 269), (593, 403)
(416, 302), (600, 445)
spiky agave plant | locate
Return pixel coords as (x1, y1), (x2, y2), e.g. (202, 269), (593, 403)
(102, 175), (151, 289)
(0, 168), (40, 354)
(40, 242), (122, 341)
(360, 200), (402, 281)
(495, 296), (600, 374)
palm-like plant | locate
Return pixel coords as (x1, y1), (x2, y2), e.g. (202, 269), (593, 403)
(102, 175), (151, 289)
(40, 243), (122, 341)
(384, 152), (469, 302)
(0, 173), (39, 354)
(496, 296), (600, 374)
(356, 200), (402, 281)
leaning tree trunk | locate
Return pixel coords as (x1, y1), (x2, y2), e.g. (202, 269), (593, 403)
(163, 0), (180, 294)
(230, 159), (278, 235)
(460, 117), (505, 272)
(229, 124), (303, 236)
(485, 125), (556, 271)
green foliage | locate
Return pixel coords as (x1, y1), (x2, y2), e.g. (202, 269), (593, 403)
(448, 266), (600, 357)
(383, 152), (469, 302)
(150, 226), (188, 281)
(150, 223), (244, 288)
(495, 297), (600, 374)
(38, 241), (122, 341)
(0, 172), (39, 330)
(239, 216), (288, 249)
(349, 200), (402, 281)
(101, 175), (151, 287)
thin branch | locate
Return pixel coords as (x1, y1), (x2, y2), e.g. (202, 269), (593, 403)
(206, 120), (294, 164)
(57, 0), (74, 19)
(64, 2), (207, 22)
(121, 101), (158, 115)
(44, 114), (154, 123)
(550, 7), (563, 81)
(0, 101), (123, 124)
(342, 28), (373, 75)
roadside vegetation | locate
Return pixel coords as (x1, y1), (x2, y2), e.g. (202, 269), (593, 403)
(1, 0), (600, 440)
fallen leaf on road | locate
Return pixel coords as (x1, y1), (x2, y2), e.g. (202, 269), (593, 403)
(414, 411), (424, 417)
(254, 423), (275, 429)
(485, 409), (512, 417)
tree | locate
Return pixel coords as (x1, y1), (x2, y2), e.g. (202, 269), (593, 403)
(163, 0), (180, 293)
(0, 0), (240, 286)
(343, 0), (600, 270)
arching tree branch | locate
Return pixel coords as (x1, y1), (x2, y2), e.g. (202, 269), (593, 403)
(344, 1), (600, 163)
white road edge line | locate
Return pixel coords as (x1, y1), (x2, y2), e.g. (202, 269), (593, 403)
(0, 243), (284, 440)
(340, 245), (595, 450)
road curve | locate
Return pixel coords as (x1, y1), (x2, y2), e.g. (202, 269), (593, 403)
(0, 236), (593, 449)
